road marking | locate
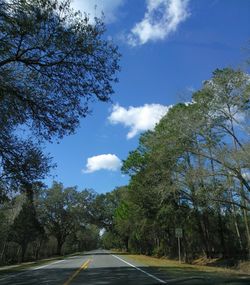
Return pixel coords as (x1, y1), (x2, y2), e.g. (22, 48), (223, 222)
(33, 259), (66, 270)
(0, 271), (26, 282)
(112, 255), (167, 284)
(63, 259), (90, 285)
(0, 259), (66, 281)
(67, 256), (81, 259)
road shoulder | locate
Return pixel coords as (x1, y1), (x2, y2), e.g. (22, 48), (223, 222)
(113, 253), (250, 284)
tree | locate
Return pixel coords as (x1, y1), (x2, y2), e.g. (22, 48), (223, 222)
(66, 224), (100, 253)
(8, 202), (44, 262)
(0, 0), (120, 140)
(38, 182), (95, 255)
(90, 188), (124, 231)
(0, 0), (120, 197)
(0, 139), (52, 202)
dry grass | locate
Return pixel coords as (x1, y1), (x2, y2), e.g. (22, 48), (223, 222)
(237, 261), (250, 274)
(122, 254), (250, 284)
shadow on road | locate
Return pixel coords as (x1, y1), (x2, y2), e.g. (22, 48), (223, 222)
(1, 249), (249, 285)
(81, 252), (131, 257)
(0, 264), (250, 285)
(0, 267), (164, 285)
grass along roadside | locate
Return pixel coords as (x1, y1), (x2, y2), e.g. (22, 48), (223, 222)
(0, 257), (64, 277)
(121, 254), (250, 285)
(0, 252), (83, 277)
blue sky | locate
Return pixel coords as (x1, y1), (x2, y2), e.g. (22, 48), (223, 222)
(45, 0), (250, 193)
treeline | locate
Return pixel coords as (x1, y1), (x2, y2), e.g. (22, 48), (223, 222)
(101, 68), (250, 261)
(0, 182), (100, 264)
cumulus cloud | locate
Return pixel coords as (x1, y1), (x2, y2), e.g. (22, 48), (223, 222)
(128, 0), (190, 46)
(108, 104), (171, 139)
(71, 0), (125, 23)
(83, 154), (122, 173)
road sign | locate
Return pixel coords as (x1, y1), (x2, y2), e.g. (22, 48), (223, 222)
(175, 228), (183, 264)
(175, 228), (183, 238)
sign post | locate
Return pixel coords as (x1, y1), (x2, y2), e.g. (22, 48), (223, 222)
(175, 228), (183, 264)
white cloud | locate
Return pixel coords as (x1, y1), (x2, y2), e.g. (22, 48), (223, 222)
(71, 0), (125, 23)
(128, 0), (190, 46)
(83, 154), (122, 173)
(108, 103), (171, 139)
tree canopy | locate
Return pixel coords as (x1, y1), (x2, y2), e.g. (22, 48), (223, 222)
(0, 0), (120, 198)
(0, 0), (120, 140)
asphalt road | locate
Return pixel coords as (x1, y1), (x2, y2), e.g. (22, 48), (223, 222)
(0, 250), (167, 285)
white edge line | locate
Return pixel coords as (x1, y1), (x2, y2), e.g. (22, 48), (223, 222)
(0, 271), (26, 282)
(32, 259), (65, 270)
(112, 254), (166, 284)
(0, 259), (66, 281)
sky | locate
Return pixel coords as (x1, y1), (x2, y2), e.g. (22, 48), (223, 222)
(45, 0), (250, 193)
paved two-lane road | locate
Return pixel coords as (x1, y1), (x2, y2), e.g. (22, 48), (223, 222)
(0, 250), (167, 285)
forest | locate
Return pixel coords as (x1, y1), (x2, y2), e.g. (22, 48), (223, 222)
(0, 182), (100, 263)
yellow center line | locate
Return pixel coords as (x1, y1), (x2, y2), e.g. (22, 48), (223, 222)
(63, 259), (91, 285)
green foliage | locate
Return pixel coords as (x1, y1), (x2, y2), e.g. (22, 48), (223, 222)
(8, 202), (44, 261)
(1, 141), (52, 193)
(37, 182), (96, 255)
(90, 187), (126, 230)
(65, 225), (100, 253)
(0, 182), (102, 264)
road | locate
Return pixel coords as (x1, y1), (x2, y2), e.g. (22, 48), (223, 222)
(0, 250), (167, 285)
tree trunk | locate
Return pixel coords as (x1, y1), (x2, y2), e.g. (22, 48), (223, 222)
(25, 183), (34, 205)
(0, 241), (7, 264)
(56, 238), (64, 256)
(186, 151), (212, 258)
(207, 144), (226, 257)
(217, 207), (227, 257)
(194, 208), (211, 258)
(229, 184), (243, 252)
(21, 243), (27, 262)
(124, 236), (129, 252)
(241, 185), (250, 258)
(228, 111), (250, 257)
(35, 240), (42, 260)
